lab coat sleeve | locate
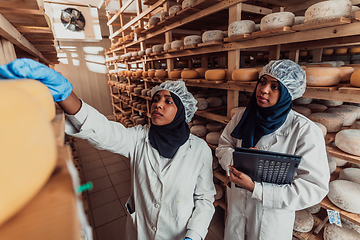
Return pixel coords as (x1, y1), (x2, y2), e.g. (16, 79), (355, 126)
(255, 123), (330, 211)
(64, 101), (140, 157)
(215, 111), (244, 175)
(187, 142), (216, 239)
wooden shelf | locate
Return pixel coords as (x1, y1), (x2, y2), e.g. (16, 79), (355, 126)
(292, 17), (351, 32)
(326, 145), (360, 165)
(320, 197), (360, 226)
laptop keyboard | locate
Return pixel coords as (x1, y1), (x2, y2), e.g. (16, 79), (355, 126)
(257, 159), (291, 184)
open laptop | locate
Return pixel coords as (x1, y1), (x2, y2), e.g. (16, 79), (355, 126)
(232, 147), (302, 186)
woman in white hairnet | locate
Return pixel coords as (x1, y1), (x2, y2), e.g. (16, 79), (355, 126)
(0, 59), (215, 240)
(216, 60), (330, 240)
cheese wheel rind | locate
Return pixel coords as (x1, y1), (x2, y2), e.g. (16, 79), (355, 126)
(328, 180), (360, 214)
(294, 210), (314, 233)
(339, 168), (360, 184)
(260, 12), (295, 31)
(324, 223), (360, 240)
(205, 69), (226, 81)
(232, 68), (259, 82)
(335, 129), (360, 156)
(304, 0), (352, 23)
(308, 112), (343, 132)
(305, 67), (341, 87)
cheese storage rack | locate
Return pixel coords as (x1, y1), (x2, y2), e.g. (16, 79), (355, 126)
(104, 0), (360, 238)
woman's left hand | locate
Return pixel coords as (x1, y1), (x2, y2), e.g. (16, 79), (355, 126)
(228, 165), (255, 192)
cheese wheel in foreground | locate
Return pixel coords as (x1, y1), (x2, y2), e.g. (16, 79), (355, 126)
(232, 68), (259, 82)
(0, 86), (56, 226)
(350, 69), (360, 87)
(190, 125), (207, 137)
(205, 69), (226, 81)
(304, 0), (352, 23)
(169, 71), (181, 78)
(195, 68), (207, 78)
(328, 180), (360, 214)
(335, 129), (360, 156)
(303, 103), (327, 112)
(181, 70), (198, 79)
(0, 80), (55, 121)
(339, 168), (360, 184)
(305, 67), (341, 86)
(308, 113), (343, 132)
(324, 223), (360, 240)
(206, 132), (221, 145)
(325, 107), (357, 126)
(293, 210), (314, 233)
(260, 12), (295, 31)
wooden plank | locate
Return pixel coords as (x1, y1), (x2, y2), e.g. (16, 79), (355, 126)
(0, 0), (40, 10)
(192, 0), (221, 10)
(201, 79), (226, 84)
(338, 85), (360, 94)
(175, 7), (201, 19)
(292, 17), (351, 32)
(241, 3), (272, 15)
(1, 37), (17, 63)
(195, 111), (230, 124)
(108, 0), (135, 26)
(16, 26), (52, 34)
(0, 8), (48, 28)
(183, 44), (198, 49)
(326, 145), (360, 165)
(224, 33), (251, 42)
(141, 23), (162, 34)
(250, 26), (295, 38)
(0, 13), (51, 65)
(320, 196), (360, 225)
(143, 0), (158, 5)
(198, 40), (223, 48)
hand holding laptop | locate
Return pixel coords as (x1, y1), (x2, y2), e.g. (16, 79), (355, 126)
(229, 165), (255, 192)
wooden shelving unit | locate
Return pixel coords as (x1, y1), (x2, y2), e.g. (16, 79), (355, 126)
(104, 0), (360, 238)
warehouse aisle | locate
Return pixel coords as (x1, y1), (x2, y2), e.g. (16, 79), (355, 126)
(74, 137), (225, 240)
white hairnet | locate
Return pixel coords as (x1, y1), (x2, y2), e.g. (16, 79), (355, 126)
(260, 59), (306, 100)
(151, 79), (197, 122)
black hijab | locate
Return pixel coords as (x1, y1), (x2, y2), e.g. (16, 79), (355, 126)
(149, 92), (190, 158)
(230, 78), (293, 148)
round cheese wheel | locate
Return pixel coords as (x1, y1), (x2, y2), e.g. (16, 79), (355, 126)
(169, 5), (182, 15)
(134, 87), (143, 95)
(138, 50), (145, 56)
(155, 70), (167, 79)
(193, 118), (207, 126)
(293, 97), (313, 105)
(148, 70), (155, 78)
(206, 122), (223, 132)
(131, 52), (138, 57)
(169, 71), (182, 78)
(294, 16), (305, 25)
(308, 113), (343, 132)
(214, 184), (224, 200)
(294, 210), (314, 233)
(190, 125), (207, 137)
(325, 107), (357, 126)
(182, 0), (197, 9)
(141, 89), (148, 96)
(338, 105), (360, 119)
(348, 47), (360, 53)
(328, 154), (337, 174)
(142, 71), (148, 78)
(205, 69), (226, 81)
(316, 99), (343, 107)
(335, 129), (360, 156)
(350, 69), (360, 87)
(196, 98), (208, 110)
(206, 132), (221, 145)
(232, 68), (259, 82)
(184, 35), (202, 46)
(342, 217), (360, 235)
(228, 20), (255, 37)
(323, 49), (334, 55)
(160, 11), (168, 21)
(339, 66), (354, 82)
(134, 27), (143, 34)
(305, 67), (341, 86)
(352, 120), (360, 129)
(0, 85), (56, 226)
(195, 68), (207, 78)
(149, 17), (160, 26)
(339, 168), (360, 184)
(181, 70), (198, 79)
(329, 155), (348, 166)
(334, 48), (348, 54)
(314, 122), (327, 137)
(231, 107), (246, 118)
(304, 103), (328, 112)
(293, 105), (312, 117)
(171, 40), (184, 49)
(304, 0), (352, 23)
(1, 80), (55, 121)
(202, 30), (224, 43)
(188, 122), (194, 128)
(163, 42), (171, 51)
(135, 70), (143, 78)
(194, 93), (208, 99)
(152, 44), (163, 53)
(145, 48), (152, 55)
(328, 180), (360, 214)
(324, 223), (360, 240)
(306, 204), (321, 214)
(261, 12), (295, 31)
(207, 97), (222, 107)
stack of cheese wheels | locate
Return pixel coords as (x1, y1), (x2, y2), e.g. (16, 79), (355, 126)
(292, 105), (312, 117)
(206, 122), (223, 132)
(349, 46), (360, 53)
(350, 69), (360, 87)
(181, 70), (198, 79)
(228, 20), (255, 37)
(260, 12), (295, 31)
(132, 52), (138, 57)
(308, 112), (343, 132)
(339, 168), (360, 184)
(324, 223), (360, 240)
(202, 30), (224, 43)
(335, 129), (360, 156)
(304, 0), (352, 23)
(195, 68), (207, 78)
(305, 67), (341, 86)
(342, 218), (360, 235)
(335, 48), (348, 54)
(328, 179), (360, 214)
(184, 35), (202, 46)
(293, 210), (314, 233)
(160, 11), (168, 21)
(325, 107), (357, 126)
(232, 68), (259, 82)
(0, 80), (57, 227)
(205, 69), (226, 81)
(193, 118), (207, 126)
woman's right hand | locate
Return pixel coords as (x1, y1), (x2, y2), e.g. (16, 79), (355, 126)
(0, 58), (73, 102)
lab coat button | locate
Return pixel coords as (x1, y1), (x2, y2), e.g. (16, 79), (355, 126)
(152, 226), (157, 231)
(155, 203), (160, 208)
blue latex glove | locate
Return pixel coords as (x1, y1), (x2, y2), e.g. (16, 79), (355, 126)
(0, 58), (73, 102)
(184, 238), (192, 240)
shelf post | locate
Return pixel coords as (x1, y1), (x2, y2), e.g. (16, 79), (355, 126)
(289, 50), (299, 63)
(269, 45), (281, 61)
(313, 48), (323, 63)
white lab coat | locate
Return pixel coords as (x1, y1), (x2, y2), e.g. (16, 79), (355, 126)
(215, 109), (329, 240)
(65, 103), (215, 240)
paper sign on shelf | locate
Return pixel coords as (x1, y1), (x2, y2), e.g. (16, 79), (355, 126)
(134, 33), (137, 42)
(327, 209), (342, 227)
(144, 56), (147, 64)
